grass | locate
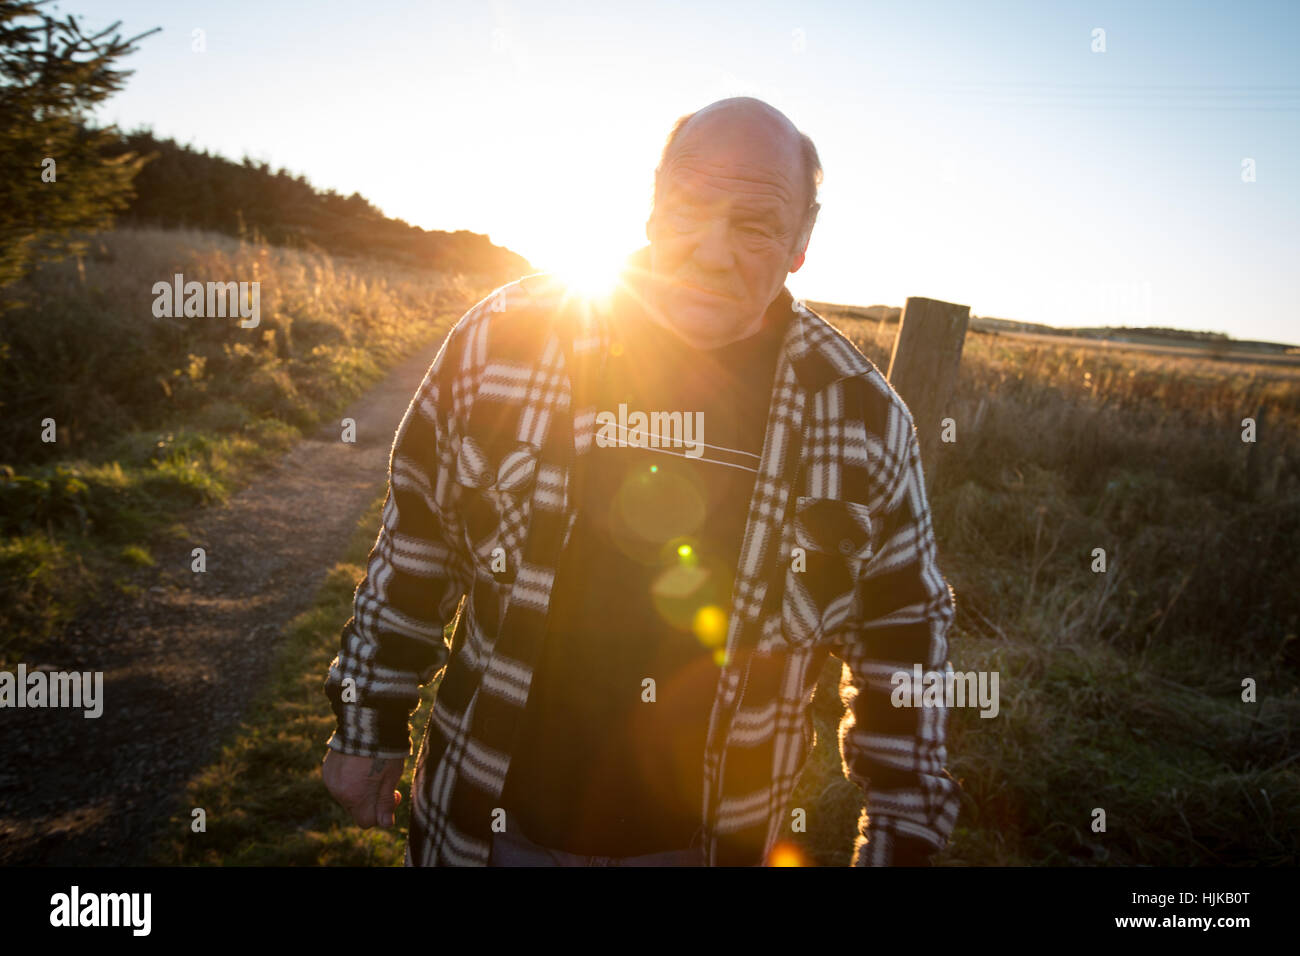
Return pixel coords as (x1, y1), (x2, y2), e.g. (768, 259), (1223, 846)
(0, 226), (494, 664)
(149, 491), (437, 866)
(782, 312), (1300, 866)
(25, 252), (1300, 864)
(152, 302), (1299, 867)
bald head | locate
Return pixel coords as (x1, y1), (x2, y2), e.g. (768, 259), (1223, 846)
(653, 97), (822, 242)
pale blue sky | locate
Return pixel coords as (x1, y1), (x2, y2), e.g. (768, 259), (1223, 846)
(81, 0), (1300, 344)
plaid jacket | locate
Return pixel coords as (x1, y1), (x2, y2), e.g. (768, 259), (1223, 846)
(323, 253), (961, 866)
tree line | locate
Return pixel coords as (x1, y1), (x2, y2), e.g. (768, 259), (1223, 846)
(1, 0), (531, 305)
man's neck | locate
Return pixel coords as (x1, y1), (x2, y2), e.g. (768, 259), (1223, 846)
(645, 304), (768, 351)
(625, 275), (774, 350)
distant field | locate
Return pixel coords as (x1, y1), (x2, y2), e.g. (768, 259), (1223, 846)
(803, 299), (1300, 369)
(983, 327), (1300, 370)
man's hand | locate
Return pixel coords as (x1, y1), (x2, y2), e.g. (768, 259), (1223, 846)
(322, 749), (405, 828)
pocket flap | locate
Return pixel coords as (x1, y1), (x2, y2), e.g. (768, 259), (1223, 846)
(495, 443), (539, 492)
(455, 436), (539, 493)
(793, 496), (874, 561)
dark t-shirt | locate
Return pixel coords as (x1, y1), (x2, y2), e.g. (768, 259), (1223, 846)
(498, 293), (791, 856)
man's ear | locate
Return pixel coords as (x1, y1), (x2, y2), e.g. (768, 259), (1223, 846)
(789, 231), (810, 273)
(789, 207), (817, 274)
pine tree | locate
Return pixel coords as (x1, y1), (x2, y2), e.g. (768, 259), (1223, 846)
(0, 0), (159, 292)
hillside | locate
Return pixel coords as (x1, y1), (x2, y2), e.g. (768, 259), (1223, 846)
(97, 127), (532, 281)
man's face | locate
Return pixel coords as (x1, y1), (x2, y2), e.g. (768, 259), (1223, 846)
(643, 110), (811, 349)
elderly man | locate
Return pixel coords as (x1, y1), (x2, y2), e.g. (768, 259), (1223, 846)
(321, 96), (960, 866)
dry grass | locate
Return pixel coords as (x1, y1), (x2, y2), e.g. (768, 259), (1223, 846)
(0, 226), (495, 659)
(785, 310), (1300, 865)
(0, 225), (488, 462)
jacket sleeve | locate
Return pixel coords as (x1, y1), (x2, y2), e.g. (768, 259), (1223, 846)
(322, 325), (471, 759)
(828, 397), (961, 867)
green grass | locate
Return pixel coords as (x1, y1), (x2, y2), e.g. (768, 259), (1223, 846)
(149, 491), (443, 866)
(0, 423), (299, 663)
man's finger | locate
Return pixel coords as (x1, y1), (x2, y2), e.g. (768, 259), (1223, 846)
(352, 792), (379, 829)
(377, 784), (397, 828)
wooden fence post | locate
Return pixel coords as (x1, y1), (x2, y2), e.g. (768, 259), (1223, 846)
(886, 296), (970, 492)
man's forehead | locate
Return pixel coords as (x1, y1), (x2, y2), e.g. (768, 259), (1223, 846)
(663, 161), (798, 206)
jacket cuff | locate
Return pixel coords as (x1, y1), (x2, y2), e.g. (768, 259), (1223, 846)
(322, 723), (408, 764)
(323, 670), (416, 758)
(324, 721), (413, 760)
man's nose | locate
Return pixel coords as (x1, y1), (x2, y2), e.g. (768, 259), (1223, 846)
(689, 216), (735, 272)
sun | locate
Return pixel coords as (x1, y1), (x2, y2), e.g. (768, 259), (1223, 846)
(546, 244), (629, 304)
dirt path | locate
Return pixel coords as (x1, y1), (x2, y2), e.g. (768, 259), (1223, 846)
(0, 337), (448, 865)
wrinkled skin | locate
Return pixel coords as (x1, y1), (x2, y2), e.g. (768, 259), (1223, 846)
(642, 99), (816, 349)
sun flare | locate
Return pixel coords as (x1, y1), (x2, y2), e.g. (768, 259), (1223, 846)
(545, 244), (631, 303)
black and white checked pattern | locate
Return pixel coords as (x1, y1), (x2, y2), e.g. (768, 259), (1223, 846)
(323, 253), (960, 866)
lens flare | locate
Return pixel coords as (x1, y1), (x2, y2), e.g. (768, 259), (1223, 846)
(766, 841), (810, 867)
(692, 605), (728, 648)
(550, 249), (626, 303)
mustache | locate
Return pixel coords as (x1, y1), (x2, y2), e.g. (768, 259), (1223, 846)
(605, 262), (735, 331)
(617, 247), (739, 300)
(664, 275), (737, 299)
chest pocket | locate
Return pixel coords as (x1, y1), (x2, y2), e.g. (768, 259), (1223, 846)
(454, 434), (539, 585)
(780, 496), (874, 647)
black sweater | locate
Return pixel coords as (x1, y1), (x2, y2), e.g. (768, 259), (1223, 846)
(498, 291), (791, 856)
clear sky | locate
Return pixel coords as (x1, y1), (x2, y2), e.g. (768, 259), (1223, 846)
(83, 0), (1299, 344)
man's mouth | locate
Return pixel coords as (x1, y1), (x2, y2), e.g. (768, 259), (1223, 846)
(677, 280), (733, 301)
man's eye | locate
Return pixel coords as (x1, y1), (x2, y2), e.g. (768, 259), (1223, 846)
(667, 208), (701, 229)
